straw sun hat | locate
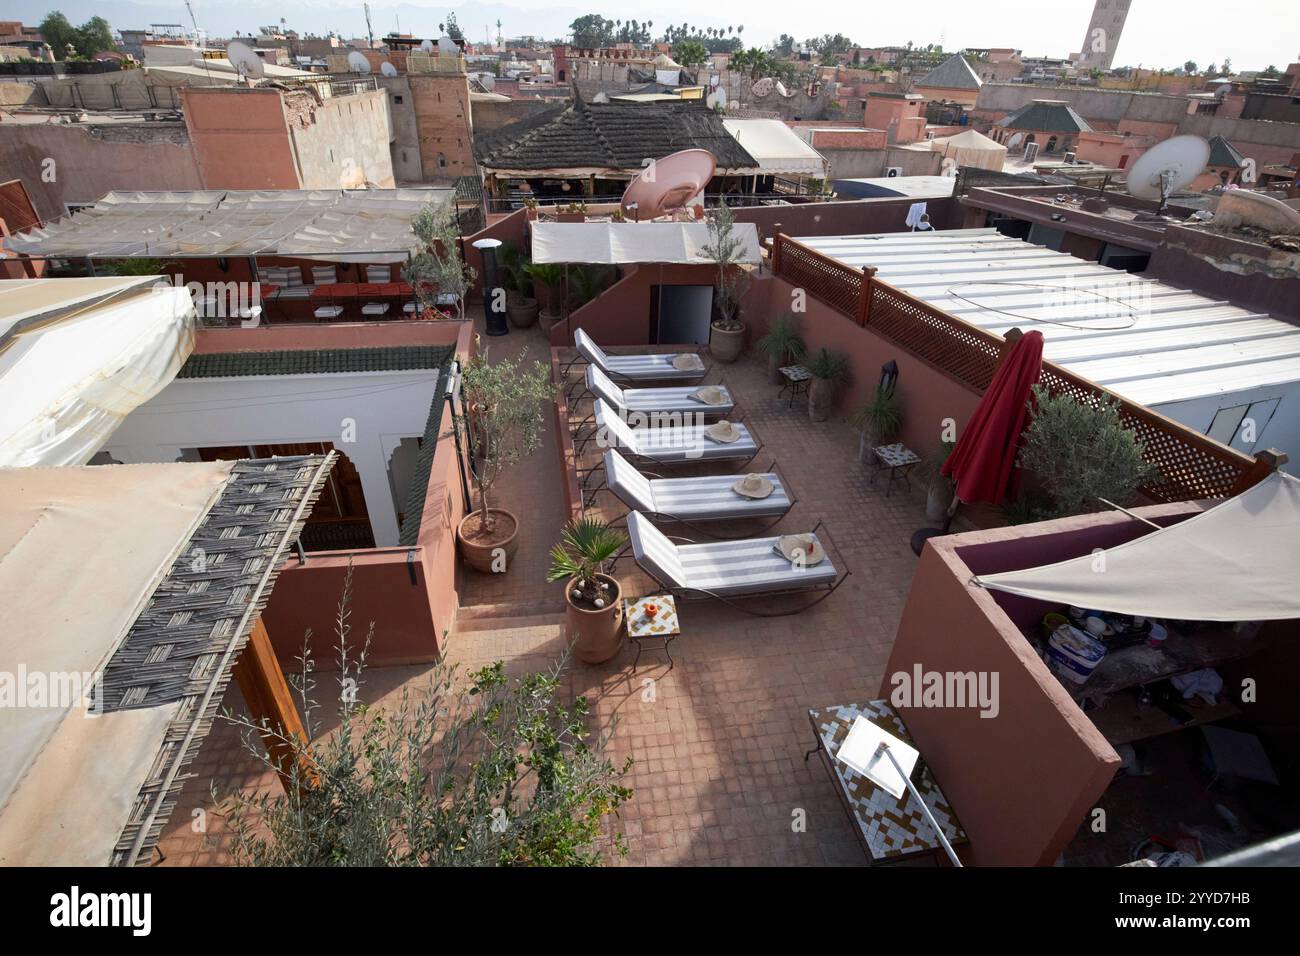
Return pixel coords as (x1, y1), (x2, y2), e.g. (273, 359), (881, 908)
(705, 420), (741, 443)
(672, 353), (704, 371)
(691, 385), (728, 405)
(775, 533), (824, 565)
(731, 472), (774, 499)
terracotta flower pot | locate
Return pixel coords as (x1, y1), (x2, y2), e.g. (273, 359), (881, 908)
(539, 308), (563, 336)
(564, 573), (624, 664)
(767, 353), (786, 385)
(808, 378), (836, 422)
(456, 508), (519, 573)
(927, 485), (954, 522)
(710, 322), (746, 364)
(506, 296), (539, 328)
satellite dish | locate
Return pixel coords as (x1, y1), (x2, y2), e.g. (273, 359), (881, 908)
(347, 50), (371, 74)
(706, 87), (726, 109)
(620, 148), (717, 220)
(437, 36), (459, 55)
(481, 73), (496, 90)
(226, 40), (265, 79)
(380, 61), (398, 77)
(751, 77), (774, 97)
(419, 39), (434, 53)
(775, 80), (790, 98)
(1126, 135), (1211, 214)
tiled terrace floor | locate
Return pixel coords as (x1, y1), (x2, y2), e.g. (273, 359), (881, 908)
(157, 324), (936, 867)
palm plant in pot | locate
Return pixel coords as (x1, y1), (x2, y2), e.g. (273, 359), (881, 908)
(498, 242), (539, 329)
(851, 383), (903, 457)
(448, 348), (556, 573)
(524, 262), (565, 333)
(701, 203), (751, 364)
(807, 347), (851, 422)
(754, 311), (807, 385)
(547, 517), (628, 664)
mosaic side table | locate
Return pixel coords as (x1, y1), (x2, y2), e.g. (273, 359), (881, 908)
(778, 365), (813, 409)
(869, 442), (922, 497)
(805, 700), (968, 865)
(624, 594), (680, 671)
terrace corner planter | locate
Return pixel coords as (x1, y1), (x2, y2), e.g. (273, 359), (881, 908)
(457, 508), (519, 573)
(808, 379), (836, 422)
(564, 573), (624, 664)
(506, 296), (539, 328)
(709, 322), (746, 364)
(539, 308), (563, 336)
(556, 213), (586, 223)
(927, 486), (954, 523)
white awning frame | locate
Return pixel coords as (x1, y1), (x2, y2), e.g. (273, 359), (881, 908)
(531, 221), (762, 265)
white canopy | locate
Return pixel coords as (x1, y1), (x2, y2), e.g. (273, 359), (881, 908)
(723, 119), (829, 177)
(0, 276), (194, 467)
(976, 470), (1300, 621)
(531, 221), (762, 265)
(929, 128), (1007, 171)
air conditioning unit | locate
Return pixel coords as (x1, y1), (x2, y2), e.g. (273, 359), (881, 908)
(885, 166), (903, 178)
(1024, 142), (1040, 163)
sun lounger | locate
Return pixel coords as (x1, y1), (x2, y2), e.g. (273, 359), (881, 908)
(578, 365), (736, 421)
(565, 328), (708, 387)
(580, 399), (761, 470)
(590, 449), (794, 536)
(621, 511), (849, 615)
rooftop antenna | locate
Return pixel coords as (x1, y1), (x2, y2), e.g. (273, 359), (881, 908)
(1126, 134), (1211, 217)
(363, 2), (374, 47)
(226, 40), (265, 81)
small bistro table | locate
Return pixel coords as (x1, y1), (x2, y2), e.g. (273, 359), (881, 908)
(869, 442), (922, 497)
(624, 594), (680, 671)
(778, 365), (813, 409)
(805, 700), (968, 865)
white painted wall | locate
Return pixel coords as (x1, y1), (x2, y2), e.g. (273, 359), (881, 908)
(102, 370), (441, 546)
(1155, 385), (1300, 474)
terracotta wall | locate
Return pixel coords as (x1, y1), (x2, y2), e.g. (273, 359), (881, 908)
(250, 321), (475, 668)
(732, 196), (961, 244)
(181, 87), (301, 189)
(742, 273), (983, 456)
(547, 262), (719, 347)
(462, 208), (530, 300)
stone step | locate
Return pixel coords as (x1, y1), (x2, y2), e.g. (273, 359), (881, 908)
(453, 601), (566, 634)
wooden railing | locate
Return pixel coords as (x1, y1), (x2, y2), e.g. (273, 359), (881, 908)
(770, 233), (1271, 503)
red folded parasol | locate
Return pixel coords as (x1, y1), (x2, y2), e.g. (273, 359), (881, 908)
(942, 330), (1044, 506)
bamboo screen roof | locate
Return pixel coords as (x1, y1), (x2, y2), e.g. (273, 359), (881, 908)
(0, 454), (335, 866)
(6, 188), (455, 263)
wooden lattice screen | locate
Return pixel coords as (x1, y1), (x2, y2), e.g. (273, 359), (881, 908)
(771, 234), (1265, 503)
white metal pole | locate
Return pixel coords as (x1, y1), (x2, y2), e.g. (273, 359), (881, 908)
(877, 742), (963, 867)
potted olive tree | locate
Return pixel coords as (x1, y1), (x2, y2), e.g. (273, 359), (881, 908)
(918, 438), (957, 521)
(499, 243), (539, 329)
(403, 200), (476, 320)
(547, 518), (627, 664)
(702, 203), (751, 364)
(807, 348), (851, 422)
(852, 383), (903, 457)
(754, 311), (807, 385)
(449, 349), (555, 573)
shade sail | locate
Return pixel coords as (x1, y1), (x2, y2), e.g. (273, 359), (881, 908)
(531, 221), (762, 265)
(976, 470), (1300, 621)
(723, 119), (829, 177)
(6, 188), (454, 263)
(0, 277), (195, 467)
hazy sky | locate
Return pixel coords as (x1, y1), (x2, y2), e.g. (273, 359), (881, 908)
(12, 0), (1300, 70)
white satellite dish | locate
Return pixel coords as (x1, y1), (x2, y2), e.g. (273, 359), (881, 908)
(347, 50), (371, 74)
(751, 76), (774, 97)
(1126, 135), (1211, 214)
(226, 40), (265, 79)
(380, 61), (398, 77)
(437, 36), (458, 56)
(1006, 131), (1024, 149)
(419, 39), (434, 53)
(706, 87), (726, 109)
(481, 73), (496, 90)
(774, 80), (789, 98)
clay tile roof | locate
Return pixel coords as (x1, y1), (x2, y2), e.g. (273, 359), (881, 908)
(916, 54), (983, 91)
(473, 98), (757, 171)
(178, 345), (453, 379)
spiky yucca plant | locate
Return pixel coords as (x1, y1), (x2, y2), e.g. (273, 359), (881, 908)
(547, 518), (627, 607)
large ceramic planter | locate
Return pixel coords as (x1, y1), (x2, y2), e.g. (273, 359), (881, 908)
(539, 308), (563, 336)
(767, 353), (786, 385)
(564, 573), (624, 664)
(456, 508), (519, 573)
(926, 485), (954, 522)
(808, 378), (836, 422)
(710, 322), (746, 364)
(506, 296), (539, 328)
